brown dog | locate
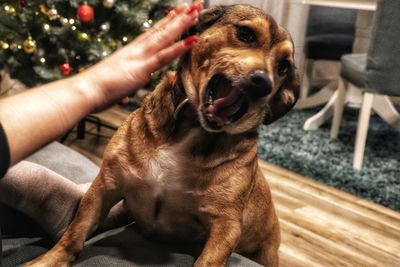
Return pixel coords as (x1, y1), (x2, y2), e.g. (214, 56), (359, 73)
(24, 4), (299, 267)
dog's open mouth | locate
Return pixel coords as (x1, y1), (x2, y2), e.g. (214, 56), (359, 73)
(203, 74), (248, 128)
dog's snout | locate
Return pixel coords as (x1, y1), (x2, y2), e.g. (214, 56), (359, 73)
(246, 70), (272, 98)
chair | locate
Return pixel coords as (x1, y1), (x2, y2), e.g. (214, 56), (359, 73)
(330, 0), (400, 170)
(298, 6), (357, 107)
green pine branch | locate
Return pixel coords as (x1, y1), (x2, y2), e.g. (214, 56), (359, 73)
(0, 0), (173, 87)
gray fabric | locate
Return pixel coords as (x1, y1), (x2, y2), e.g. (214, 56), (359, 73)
(342, 0), (400, 96)
(3, 225), (262, 266)
(2, 142), (99, 263)
(26, 141), (99, 183)
(365, 0), (400, 96)
(306, 6), (357, 37)
(304, 6), (356, 61)
(341, 53), (368, 88)
(2, 143), (262, 266)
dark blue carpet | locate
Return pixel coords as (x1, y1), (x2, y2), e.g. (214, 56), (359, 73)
(257, 107), (400, 211)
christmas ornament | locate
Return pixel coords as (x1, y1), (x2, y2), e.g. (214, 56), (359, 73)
(47, 5), (60, 20)
(59, 63), (72, 76)
(142, 19), (153, 31)
(122, 36), (128, 43)
(100, 22), (110, 32)
(103, 0), (116, 9)
(4, 5), (16, 15)
(77, 32), (90, 42)
(23, 36), (37, 54)
(39, 57), (46, 64)
(77, 3), (94, 23)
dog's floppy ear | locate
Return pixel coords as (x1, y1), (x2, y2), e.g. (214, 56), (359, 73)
(178, 5), (229, 72)
(197, 5), (229, 32)
(263, 71), (300, 125)
(181, 5), (229, 39)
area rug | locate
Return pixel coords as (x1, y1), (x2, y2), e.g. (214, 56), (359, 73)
(257, 107), (400, 211)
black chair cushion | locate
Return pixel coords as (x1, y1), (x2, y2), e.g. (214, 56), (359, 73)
(306, 7), (357, 37)
(305, 34), (354, 61)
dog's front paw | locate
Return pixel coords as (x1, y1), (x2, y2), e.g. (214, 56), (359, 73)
(22, 251), (72, 267)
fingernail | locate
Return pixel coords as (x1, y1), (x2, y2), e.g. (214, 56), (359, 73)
(187, 3), (202, 15)
(184, 35), (198, 46)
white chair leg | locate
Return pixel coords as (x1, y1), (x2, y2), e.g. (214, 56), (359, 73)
(303, 89), (338, 131)
(300, 59), (314, 99)
(330, 78), (348, 139)
(353, 92), (374, 171)
(371, 95), (400, 130)
(295, 80), (337, 110)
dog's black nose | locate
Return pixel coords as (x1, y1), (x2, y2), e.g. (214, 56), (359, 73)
(246, 70), (272, 98)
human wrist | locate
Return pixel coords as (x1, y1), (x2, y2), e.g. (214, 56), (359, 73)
(69, 71), (105, 113)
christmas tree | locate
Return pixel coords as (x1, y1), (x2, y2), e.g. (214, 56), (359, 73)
(0, 0), (173, 87)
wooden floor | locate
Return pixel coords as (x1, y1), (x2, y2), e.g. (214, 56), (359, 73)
(64, 106), (400, 267)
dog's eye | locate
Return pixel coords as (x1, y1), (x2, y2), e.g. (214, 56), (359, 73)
(237, 26), (257, 43)
(277, 59), (292, 76)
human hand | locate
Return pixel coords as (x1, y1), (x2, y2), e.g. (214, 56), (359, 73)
(74, 1), (204, 112)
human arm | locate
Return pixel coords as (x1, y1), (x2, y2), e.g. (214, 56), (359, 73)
(0, 2), (203, 167)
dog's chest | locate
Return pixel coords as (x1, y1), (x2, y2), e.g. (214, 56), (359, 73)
(123, 130), (207, 240)
(147, 145), (187, 192)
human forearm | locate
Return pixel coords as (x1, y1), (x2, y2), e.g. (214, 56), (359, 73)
(0, 1), (202, 167)
(0, 76), (94, 165)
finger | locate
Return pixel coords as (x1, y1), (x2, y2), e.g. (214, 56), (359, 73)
(146, 36), (199, 73)
(152, 0), (203, 29)
(139, 2), (203, 54)
(133, 3), (190, 44)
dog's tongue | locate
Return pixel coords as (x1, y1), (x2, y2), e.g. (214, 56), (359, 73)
(206, 82), (242, 125)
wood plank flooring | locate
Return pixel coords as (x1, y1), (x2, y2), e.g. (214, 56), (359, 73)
(65, 106), (400, 267)
(262, 162), (400, 267)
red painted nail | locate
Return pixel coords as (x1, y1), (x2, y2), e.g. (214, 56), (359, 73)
(184, 35), (198, 46)
(187, 3), (202, 15)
